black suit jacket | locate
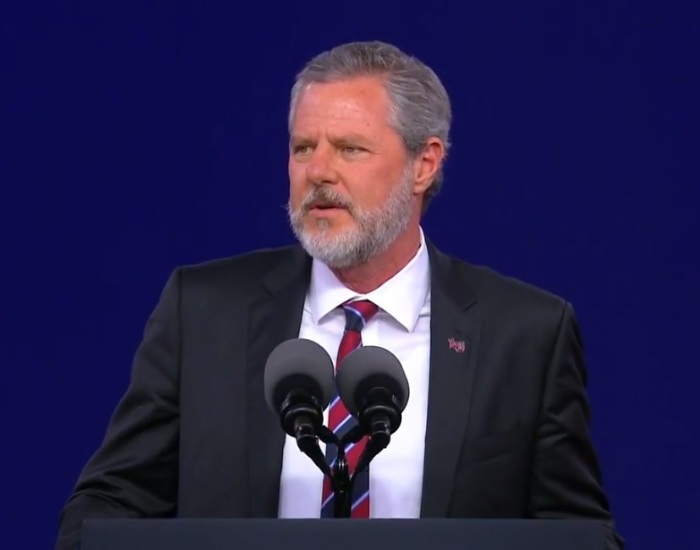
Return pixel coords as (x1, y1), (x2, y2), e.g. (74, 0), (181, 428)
(56, 240), (624, 549)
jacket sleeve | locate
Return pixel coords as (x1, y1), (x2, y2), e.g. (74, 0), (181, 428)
(529, 301), (625, 550)
(55, 269), (182, 550)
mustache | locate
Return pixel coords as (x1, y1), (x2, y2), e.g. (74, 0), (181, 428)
(299, 187), (353, 211)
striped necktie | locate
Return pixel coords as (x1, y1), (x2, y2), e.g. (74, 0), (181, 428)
(321, 299), (379, 518)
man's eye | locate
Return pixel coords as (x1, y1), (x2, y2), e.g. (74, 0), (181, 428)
(293, 145), (312, 154)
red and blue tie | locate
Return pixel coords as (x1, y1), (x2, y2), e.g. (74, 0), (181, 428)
(321, 299), (379, 518)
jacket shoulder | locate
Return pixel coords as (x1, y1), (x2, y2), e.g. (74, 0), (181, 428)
(174, 244), (305, 293)
(446, 253), (571, 324)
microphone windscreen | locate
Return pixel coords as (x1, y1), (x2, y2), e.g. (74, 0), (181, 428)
(264, 338), (335, 414)
(335, 345), (410, 416)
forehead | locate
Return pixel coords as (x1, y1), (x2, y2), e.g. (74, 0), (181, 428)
(291, 76), (394, 137)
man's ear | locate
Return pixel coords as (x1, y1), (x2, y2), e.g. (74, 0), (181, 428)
(412, 137), (445, 195)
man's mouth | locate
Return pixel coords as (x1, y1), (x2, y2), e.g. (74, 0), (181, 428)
(309, 202), (345, 210)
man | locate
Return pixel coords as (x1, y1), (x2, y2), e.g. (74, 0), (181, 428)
(56, 40), (623, 549)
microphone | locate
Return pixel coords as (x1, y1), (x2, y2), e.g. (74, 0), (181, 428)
(264, 338), (337, 478)
(335, 345), (410, 477)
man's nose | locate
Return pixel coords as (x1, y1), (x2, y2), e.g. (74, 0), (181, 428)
(306, 145), (339, 186)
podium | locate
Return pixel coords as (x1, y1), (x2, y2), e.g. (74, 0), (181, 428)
(81, 518), (606, 549)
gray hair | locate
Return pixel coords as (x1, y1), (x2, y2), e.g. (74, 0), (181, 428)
(288, 40), (452, 213)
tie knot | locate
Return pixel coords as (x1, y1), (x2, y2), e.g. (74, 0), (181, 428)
(342, 299), (379, 332)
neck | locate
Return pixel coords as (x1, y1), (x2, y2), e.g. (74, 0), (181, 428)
(331, 224), (421, 294)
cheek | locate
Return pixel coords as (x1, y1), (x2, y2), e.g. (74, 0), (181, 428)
(356, 170), (399, 206)
(288, 165), (307, 205)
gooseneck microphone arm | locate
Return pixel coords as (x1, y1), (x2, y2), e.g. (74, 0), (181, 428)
(352, 386), (403, 475)
(317, 426), (348, 504)
(279, 388), (333, 482)
(280, 390), (358, 504)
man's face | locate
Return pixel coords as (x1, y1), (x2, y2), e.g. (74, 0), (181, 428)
(287, 76), (417, 268)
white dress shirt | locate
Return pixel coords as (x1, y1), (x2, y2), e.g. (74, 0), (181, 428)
(277, 228), (432, 519)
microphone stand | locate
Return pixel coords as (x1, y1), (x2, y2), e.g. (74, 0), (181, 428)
(332, 442), (351, 518)
(335, 425), (374, 518)
(303, 421), (398, 519)
(315, 426), (351, 518)
(320, 425), (374, 518)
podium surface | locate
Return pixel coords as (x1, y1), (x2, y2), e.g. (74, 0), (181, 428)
(81, 518), (606, 550)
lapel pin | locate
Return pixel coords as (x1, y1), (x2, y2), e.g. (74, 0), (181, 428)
(448, 337), (466, 353)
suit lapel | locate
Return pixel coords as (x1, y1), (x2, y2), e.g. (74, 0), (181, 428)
(245, 246), (311, 517)
(420, 242), (481, 518)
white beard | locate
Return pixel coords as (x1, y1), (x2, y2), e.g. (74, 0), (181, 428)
(287, 165), (415, 269)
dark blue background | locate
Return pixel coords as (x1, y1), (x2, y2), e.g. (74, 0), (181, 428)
(3, 2), (698, 548)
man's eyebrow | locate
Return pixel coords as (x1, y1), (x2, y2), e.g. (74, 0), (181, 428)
(289, 135), (313, 145)
(336, 131), (371, 141)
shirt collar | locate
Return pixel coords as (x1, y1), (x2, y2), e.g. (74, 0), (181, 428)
(307, 227), (431, 332)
